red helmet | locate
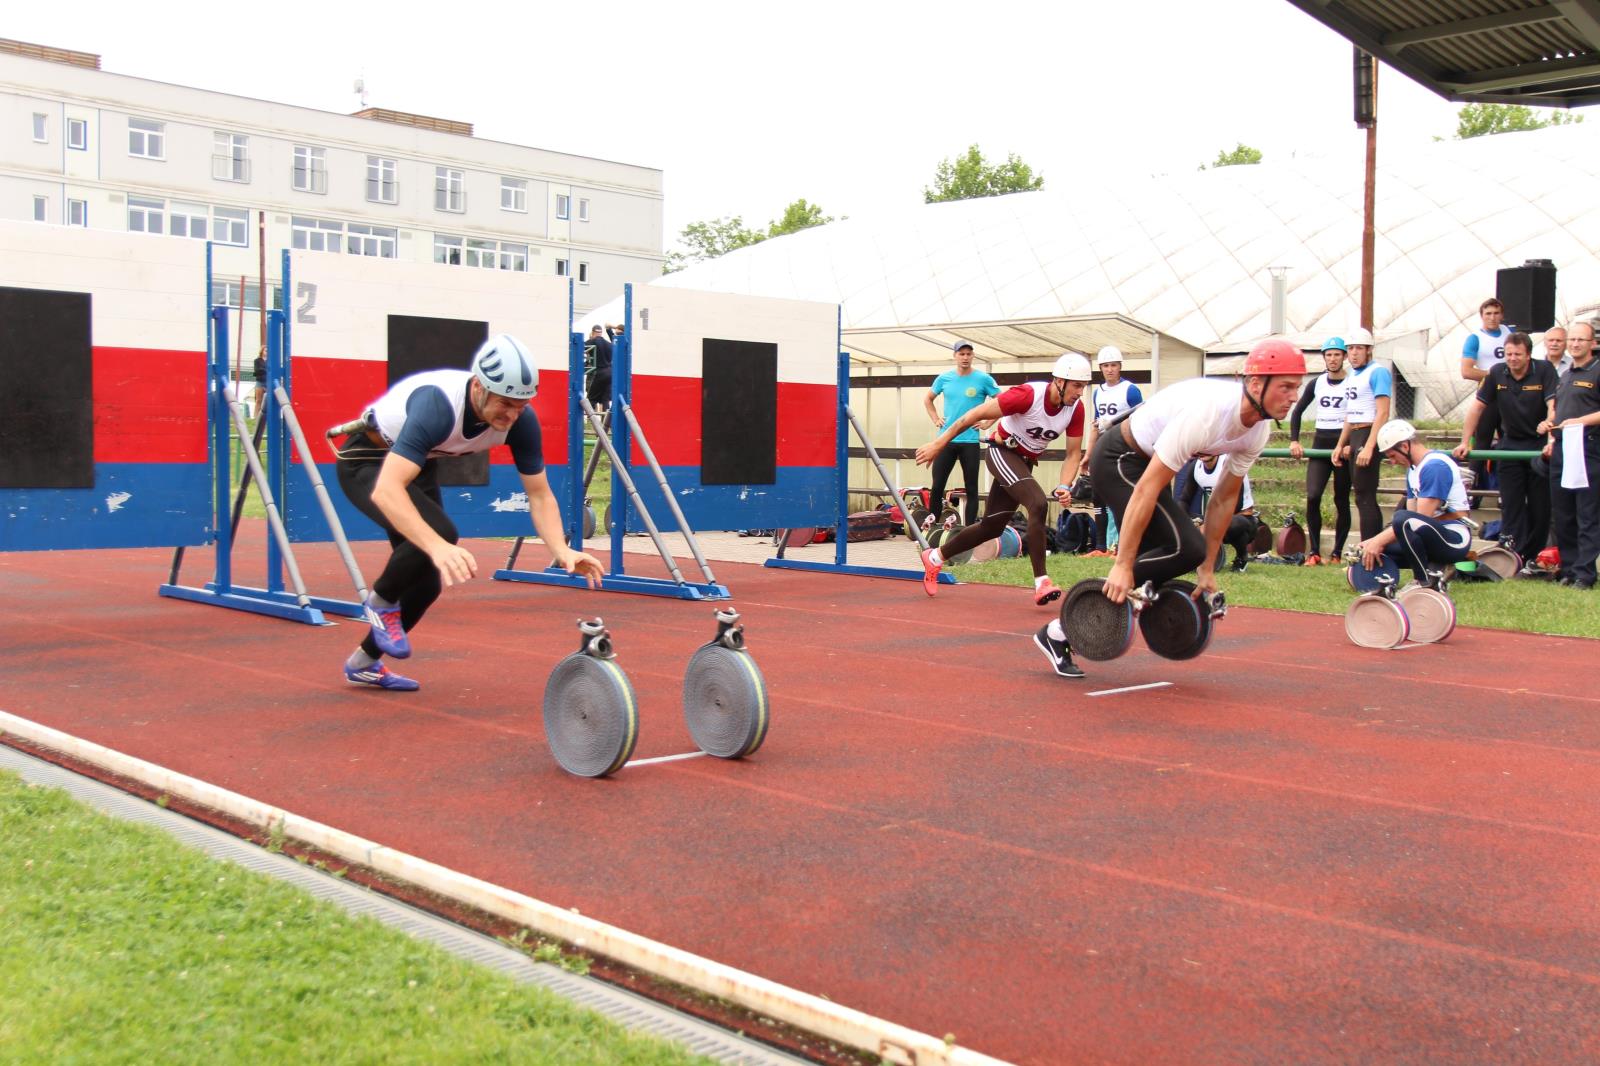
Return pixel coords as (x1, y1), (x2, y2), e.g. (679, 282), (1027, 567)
(1243, 338), (1307, 377)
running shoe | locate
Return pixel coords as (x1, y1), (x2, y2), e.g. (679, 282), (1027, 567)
(1231, 552), (1249, 573)
(1033, 577), (1063, 606)
(920, 548), (941, 597)
(1033, 625), (1085, 678)
(343, 662), (420, 691)
(363, 595), (411, 659)
(1302, 554), (1322, 567)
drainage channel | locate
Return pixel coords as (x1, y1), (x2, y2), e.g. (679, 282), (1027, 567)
(0, 744), (810, 1066)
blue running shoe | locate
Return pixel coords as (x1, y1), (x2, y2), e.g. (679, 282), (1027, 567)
(343, 662), (419, 691)
(362, 596), (411, 659)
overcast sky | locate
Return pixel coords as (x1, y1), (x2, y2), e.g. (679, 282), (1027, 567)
(12, 0), (1479, 245)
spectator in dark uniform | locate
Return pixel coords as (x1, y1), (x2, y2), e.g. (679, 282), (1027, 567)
(584, 324), (613, 413)
(251, 350), (267, 419)
(1452, 332), (1557, 560)
(1540, 321), (1600, 588)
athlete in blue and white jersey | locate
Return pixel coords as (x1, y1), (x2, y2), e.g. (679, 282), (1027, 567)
(1288, 337), (1352, 564)
(334, 334), (603, 691)
(1332, 336), (1393, 543)
(1461, 298), (1512, 384)
(1356, 420), (1473, 584)
(1082, 346), (1145, 553)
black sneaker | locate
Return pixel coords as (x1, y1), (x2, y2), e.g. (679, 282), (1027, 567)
(1231, 552), (1249, 573)
(1033, 625), (1085, 678)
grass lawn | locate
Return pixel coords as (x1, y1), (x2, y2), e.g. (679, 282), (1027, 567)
(0, 771), (708, 1065)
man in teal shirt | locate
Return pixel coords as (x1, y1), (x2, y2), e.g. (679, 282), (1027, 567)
(924, 340), (1001, 523)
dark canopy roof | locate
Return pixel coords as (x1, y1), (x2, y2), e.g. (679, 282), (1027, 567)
(1285, 0), (1600, 106)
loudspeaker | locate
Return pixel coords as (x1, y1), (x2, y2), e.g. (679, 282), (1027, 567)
(1496, 261), (1557, 332)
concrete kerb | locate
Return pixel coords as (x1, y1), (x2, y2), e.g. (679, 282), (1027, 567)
(0, 710), (1011, 1066)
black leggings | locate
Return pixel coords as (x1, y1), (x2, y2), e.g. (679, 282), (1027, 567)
(936, 445), (1051, 578)
(1305, 427), (1351, 557)
(336, 457), (458, 658)
(929, 441), (983, 525)
(1088, 427), (1207, 587)
(1382, 511), (1472, 582)
(1347, 426), (1383, 540)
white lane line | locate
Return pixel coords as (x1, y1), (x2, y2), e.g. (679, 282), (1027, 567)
(1087, 681), (1174, 698)
(625, 751), (708, 767)
(1385, 642), (1428, 651)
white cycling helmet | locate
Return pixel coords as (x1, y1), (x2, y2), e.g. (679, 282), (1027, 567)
(1052, 351), (1093, 382)
(471, 334), (539, 399)
(1095, 345), (1124, 366)
(1375, 419), (1416, 453)
(1346, 327), (1375, 346)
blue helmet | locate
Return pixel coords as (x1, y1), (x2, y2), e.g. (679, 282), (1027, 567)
(1320, 336), (1348, 354)
(471, 334), (538, 399)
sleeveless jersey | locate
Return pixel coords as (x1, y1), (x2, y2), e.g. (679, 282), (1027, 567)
(1092, 380), (1138, 421)
(1311, 373), (1348, 430)
(1192, 459), (1255, 512)
(991, 382), (1082, 460)
(371, 369), (509, 458)
(1407, 451), (1469, 517)
(1464, 326), (1509, 373)
(1343, 362), (1391, 423)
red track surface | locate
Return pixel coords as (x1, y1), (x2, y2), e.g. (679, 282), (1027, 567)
(3, 527), (1599, 1064)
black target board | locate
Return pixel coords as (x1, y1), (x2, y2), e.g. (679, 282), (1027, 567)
(0, 286), (94, 489)
(386, 315), (490, 486)
(701, 338), (777, 485)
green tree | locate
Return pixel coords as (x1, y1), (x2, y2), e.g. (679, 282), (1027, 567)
(1454, 102), (1581, 139)
(923, 145), (1044, 204)
(767, 198), (837, 238)
(1206, 143), (1263, 169)
(664, 216), (764, 273)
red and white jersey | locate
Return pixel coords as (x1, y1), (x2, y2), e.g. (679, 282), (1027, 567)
(988, 382), (1084, 460)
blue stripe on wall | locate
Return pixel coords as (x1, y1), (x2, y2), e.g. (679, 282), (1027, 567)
(0, 464), (211, 551)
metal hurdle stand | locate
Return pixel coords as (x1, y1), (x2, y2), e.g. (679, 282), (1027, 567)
(160, 247), (368, 623)
(494, 290), (730, 600)
(764, 350), (954, 585)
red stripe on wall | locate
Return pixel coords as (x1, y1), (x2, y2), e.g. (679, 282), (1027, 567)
(626, 376), (835, 468)
(92, 347), (208, 463)
(287, 357), (570, 466)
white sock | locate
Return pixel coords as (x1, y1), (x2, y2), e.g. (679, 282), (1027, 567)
(1048, 619), (1066, 642)
(347, 648), (380, 670)
(369, 592), (398, 610)
(1034, 575), (1050, 590)
(927, 548), (943, 567)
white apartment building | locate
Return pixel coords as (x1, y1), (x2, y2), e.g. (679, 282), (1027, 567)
(0, 38), (665, 314)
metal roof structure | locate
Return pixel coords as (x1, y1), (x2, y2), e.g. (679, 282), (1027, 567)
(1284, 0), (1600, 106)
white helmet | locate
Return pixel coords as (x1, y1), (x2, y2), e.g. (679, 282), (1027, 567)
(1346, 327), (1374, 346)
(1095, 345), (1124, 366)
(471, 334), (539, 399)
(1375, 419), (1416, 453)
(1052, 351), (1093, 382)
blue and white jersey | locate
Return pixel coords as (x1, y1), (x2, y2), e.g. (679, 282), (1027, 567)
(1311, 373), (1348, 430)
(1462, 326), (1510, 373)
(1192, 458), (1255, 512)
(1344, 362), (1393, 423)
(1406, 450), (1469, 518)
(370, 369), (544, 474)
(1091, 379), (1143, 421)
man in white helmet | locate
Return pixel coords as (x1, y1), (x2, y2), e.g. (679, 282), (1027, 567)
(333, 334), (604, 690)
(1355, 419), (1473, 583)
(914, 353), (1091, 640)
(1081, 346), (1144, 555)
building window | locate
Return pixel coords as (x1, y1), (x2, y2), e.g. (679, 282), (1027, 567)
(33, 113), (47, 142)
(500, 177), (527, 212)
(33, 196), (47, 222)
(128, 196), (164, 233)
(293, 145), (327, 194)
(555, 258), (569, 277)
(68, 199), (86, 227)
(499, 243), (528, 271)
(212, 132), (250, 182)
(366, 156), (397, 204)
(168, 201), (208, 239)
(67, 117), (86, 150)
(213, 206), (248, 246)
(128, 117), (165, 159)
(578, 198), (589, 222)
(555, 194), (570, 221)
(346, 222), (396, 258)
(291, 215), (343, 253)
(463, 237), (496, 268)
(212, 280), (282, 312)
(577, 261), (589, 284)
(434, 167), (465, 212)
(433, 234), (463, 265)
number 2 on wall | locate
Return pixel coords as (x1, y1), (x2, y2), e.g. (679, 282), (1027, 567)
(296, 282), (318, 325)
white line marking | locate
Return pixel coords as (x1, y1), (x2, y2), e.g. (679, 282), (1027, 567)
(1087, 681), (1174, 698)
(1385, 642), (1427, 651)
(625, 751), (708, 767)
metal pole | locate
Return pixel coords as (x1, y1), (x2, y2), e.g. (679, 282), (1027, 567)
(1361, 56), (1378, 332)
(229, 413), (269, 540)
(226, 399), (313, 606)
(578, 392), (687, 585)
(845, 404), (933, 552)
(275, 385), (369, 602)
(618, 398), (717, 585)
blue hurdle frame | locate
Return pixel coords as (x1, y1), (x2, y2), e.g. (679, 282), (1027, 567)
(494, 285), (730, 599)
(763, 349), (955, 585)
(159, 248), (363, 624)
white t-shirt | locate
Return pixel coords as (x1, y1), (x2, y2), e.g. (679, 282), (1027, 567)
(1193, 458), (1255, 511)
(1127, 378), (1272, 478)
